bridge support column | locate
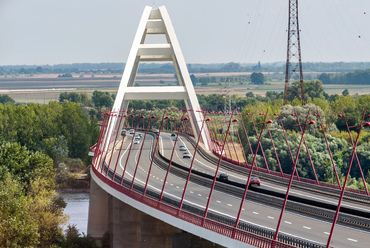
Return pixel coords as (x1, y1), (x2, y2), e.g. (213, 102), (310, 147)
(87, 179), (111, 245)
(88, 178), (224, 247)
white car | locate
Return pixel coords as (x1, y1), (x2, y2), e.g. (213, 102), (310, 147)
(179, 145), (187, 151)
(134, 139), (140, 144)
(129, 129), (135, 134)
(183, 152), (191, 159)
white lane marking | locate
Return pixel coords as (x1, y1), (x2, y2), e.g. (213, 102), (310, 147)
(170, 183), (173, 186)
(303, 226), (311, 230)
(284, 221), (292, 224)
(176, 186), (179, 188)
(324, 232), (330, 235)
(253, 212), (259, 215)
(118, 147), (327, 246)
(198, 194), (202, 196)
(267, 216), (274, 219)
(347, 238), (357, 242)
(242, 208), (245, 211)
(227, 204), (233, 207)
(160, 136), (164, 155)
(190, 191), (193, 193)
(216, 200), (221, 203)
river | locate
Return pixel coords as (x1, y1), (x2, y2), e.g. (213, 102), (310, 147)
(59, 193), (90, 234)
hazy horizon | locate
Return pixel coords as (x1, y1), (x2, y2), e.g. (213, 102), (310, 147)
(1, 0), (369, 66)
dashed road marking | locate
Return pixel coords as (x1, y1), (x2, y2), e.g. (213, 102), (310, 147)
(303, 226), (311, 230)
(190, 191), (193, 194)
(216, 200), (221, 203)
(268, 216), (274, 219)
(176, 186), (179, 188)
(227, 204), (233, 207)
(324, 232), (330, 235)
(253, 212), (259, 215)
(198, 194), (202, 196)
(284, 221), (292, 224)
(347, 238), (357, 242)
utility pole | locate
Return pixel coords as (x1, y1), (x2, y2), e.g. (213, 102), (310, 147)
(284, 0), (305, 105)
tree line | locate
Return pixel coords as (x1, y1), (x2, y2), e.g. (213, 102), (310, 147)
(318, 69), (370, 85)
(2, 61), (370, 76)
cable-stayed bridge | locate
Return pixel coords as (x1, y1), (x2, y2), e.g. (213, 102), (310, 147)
(87, 6), (370, 248)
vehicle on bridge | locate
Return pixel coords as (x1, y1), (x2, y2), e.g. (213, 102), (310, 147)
(183, 152), (191, 159)
(154, 129), (159, 134)
(171, 133), (176, 137)
(121, 128), (126, 135)
(250, 177), (261, 186)
(179, 145), (187, 151)
(218, 173), (229, 182)
(129, 129), (135, 134)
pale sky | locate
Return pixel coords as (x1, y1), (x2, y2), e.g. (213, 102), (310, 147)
(0, 0), (369, 66)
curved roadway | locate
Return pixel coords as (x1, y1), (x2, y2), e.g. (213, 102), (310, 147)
(103, 132), (370, 248)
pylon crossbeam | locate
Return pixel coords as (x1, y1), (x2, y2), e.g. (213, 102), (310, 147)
(101, 6), (210, 151)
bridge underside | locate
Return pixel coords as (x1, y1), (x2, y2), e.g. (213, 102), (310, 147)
(88, 179), (225, 248)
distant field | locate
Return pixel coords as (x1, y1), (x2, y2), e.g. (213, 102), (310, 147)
(1, 73), (368, 104)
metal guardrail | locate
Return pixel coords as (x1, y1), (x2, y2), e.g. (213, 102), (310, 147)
(162, 133), (370, 231)
(96, 161), (326, 248)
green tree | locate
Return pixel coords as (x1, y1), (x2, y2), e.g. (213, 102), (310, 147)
(342, 88), (349, 96)
(0, 94), (15, 104)
(250, 72), (265, 85)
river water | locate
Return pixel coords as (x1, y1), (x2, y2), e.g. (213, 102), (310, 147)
(59, 193), (90, 234)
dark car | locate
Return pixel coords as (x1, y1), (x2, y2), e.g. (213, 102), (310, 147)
(121, 128), (126, 135)
(218, 173), (228, 182)
(250, 177), (261, 186)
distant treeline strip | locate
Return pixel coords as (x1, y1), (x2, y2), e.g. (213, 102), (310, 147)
(2, 62), (370, 75)
(319, 69), (370, 85)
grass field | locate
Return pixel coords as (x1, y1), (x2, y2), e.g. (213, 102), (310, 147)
(1, 73), (369, 104)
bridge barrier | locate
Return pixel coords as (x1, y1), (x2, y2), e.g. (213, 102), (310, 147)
(96, 160), (327, 248)
(171, 133), (370, 231)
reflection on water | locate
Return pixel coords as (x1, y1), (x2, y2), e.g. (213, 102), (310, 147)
(59, 193), (90, 234)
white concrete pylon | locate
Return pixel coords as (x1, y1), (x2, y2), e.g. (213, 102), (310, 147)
(105, 6), (210, 150)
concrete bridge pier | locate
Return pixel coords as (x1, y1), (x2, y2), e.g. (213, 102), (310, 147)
(87, 180), (223, 248)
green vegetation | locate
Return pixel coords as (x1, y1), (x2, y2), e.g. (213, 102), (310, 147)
(319, 69), (370, 85)
(0, 142), (98, 247)
(0, 94), (15, 104)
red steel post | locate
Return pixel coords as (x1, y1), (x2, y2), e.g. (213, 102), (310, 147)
(130, 110), (154, 190)
(217, 111), (233, 160)
(99, 112), (114, 173)
(179, 113), (209, 210)
(105, 112), (124, 177)
(93, 112), (109, 167)
(228, 118), (240, 165)
(159, 112), (187, 202)
(233, 120), (248, 167)
(273, 110), (313, 241)
(112, 113), (128, 180)
(232, 112), (269, 237)
(276, 108), (300, 180)
(293, 108), (319, 184)
(327, 108), (367, 247)
(340, 107), (369, 195)
(249, 111), (270, 172)
(314, 107), (342, 189)
(143, 109), (168, 196)
(120, 112), (142, 185)
(241, 114), (258, 169)
(202, 111), (234, 225)
(266, 123), (284, 177)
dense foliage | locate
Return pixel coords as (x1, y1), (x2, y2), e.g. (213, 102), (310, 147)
(0, 101), (99, 162)
(0, 142), (67, 247)
(318, 69), (370, 85)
